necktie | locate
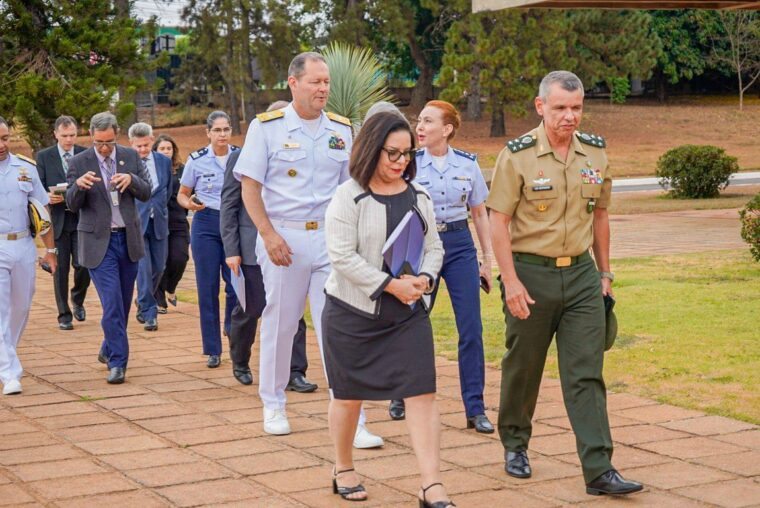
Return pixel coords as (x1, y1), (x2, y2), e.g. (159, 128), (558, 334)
(141, 158), (154, 189)
(102, 156), (114, 180)
(62, 152), (71, 172)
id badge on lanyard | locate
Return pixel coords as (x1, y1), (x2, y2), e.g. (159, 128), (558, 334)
(110, 185), (120, 207)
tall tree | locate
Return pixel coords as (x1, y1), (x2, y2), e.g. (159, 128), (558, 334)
(0, 0), (151, 151)
(651, 10), (708, 102)
(568, 9), (660, 100)
(440, 9), (574, 137)
(698, 10), (760, 111)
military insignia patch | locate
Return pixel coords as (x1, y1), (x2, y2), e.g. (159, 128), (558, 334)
(576, 131), (606, 148)
(190, 147), (209, 160)
(580, 168), (603, 184)
(506, 133), (537, 153)
(328, 133), (346, 150)
(326, 111), (351, 126)
(16, 154), (36, 166)
(453, 148), (476, 161)
(257, 109), (285, 123)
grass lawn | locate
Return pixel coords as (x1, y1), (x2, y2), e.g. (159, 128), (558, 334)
(431, 249), (760, 424)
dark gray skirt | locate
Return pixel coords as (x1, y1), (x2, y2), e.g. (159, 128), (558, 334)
(322, 294), (436, 400)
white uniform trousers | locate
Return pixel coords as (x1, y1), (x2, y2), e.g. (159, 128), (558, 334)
(256, 225), (367, 425)
(0, 237), (36, 384)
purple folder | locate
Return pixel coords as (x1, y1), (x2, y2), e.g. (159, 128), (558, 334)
(381, 209), (425, 277)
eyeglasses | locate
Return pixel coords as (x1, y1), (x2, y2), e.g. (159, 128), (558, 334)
(382, 147), (415, 162)
(93, 141), (117, 147)
(210, 127), (232, 134)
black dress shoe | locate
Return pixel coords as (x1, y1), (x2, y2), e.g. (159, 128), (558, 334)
(466, 413), (495, 434)
(505, 450), (532, 478)
(233, 366), (253, 385)
(107, 367), (126, 384)
(389, 399), (406, 420)
(144, 318), (158, 331)
(586, 469), (643, 496)
(157, 306), (167, 315)
(286, 375), (317, 393)
(59, 321), (74, 331)
(97, 350), (108, 364)
(207, 355), (221, 368)
(135, 313), (146, 324)
(73, 305), (86, 322)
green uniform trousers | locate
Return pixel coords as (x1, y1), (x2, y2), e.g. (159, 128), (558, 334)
(498, 256), (613, 483)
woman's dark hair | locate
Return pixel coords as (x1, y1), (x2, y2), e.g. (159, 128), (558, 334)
(152, 133), (182, 173)
(350, 112), (416, 191)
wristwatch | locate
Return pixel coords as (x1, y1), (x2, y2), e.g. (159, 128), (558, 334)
(599, 271), (615, 282)
(46, 248), (58, 255)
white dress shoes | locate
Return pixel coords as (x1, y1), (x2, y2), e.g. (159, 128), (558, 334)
(2, 379), (22, 395)
(263, 407), (291, 435)
(353, 424), (384, 449)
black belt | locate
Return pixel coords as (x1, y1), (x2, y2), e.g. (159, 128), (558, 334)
(110, 227), (126, 233)
(436, 219), (468, 233)
(513, 251), (592, 268)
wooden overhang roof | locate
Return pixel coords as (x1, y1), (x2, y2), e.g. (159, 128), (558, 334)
(473, 0), (760, 11)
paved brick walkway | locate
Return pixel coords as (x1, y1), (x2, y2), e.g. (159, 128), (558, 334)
(1, 209), (758, 507)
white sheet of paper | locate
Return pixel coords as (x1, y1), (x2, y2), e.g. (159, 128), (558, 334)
(230, 268), (246, 312)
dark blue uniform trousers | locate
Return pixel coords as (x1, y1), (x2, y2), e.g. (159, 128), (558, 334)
(89, 232), (138, 369)
(430, 227), (486, 417)
(136, 218), (168, 321)
(191, 209), (237, 356)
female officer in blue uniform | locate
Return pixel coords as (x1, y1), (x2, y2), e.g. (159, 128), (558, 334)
(177, 111), (238, 368)
(389, 100), (495, 433)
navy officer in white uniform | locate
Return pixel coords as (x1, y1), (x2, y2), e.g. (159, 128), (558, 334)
(0, 116), (58, 395)
(233, 52), (382, 446)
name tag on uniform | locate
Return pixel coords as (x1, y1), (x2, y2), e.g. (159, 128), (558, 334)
(453, 175), (472, 181)
(532, 185), (553, 191)
(283, 142), (300, 149)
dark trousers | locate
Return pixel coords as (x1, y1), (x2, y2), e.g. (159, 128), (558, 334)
(53, 225), (90, 323)
(191, 209), (237, 356)
(228, 264), (308, 377)
(430, 227), (486, 417)
(136, 220), (168, 321)
(156, 228), (189, 307)
(497, 257), (613, 483)
(88, 232), (138, 369)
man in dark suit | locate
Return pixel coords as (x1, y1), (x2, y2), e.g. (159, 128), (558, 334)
(221, 131), (313, 389)
(36, 115), (90, 330)
(66, 112), (151, 384)
(128, 122), (173, 331)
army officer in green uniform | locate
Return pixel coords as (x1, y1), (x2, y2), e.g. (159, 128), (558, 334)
(487, 71), (642, 496)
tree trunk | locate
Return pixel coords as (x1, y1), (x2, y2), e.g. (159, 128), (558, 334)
(225, 8), (242, 135)
(655, 68), (667, 103)
(407, 26), (431, 111)
(738, 71), (744, 111)
(239, 0), (256, 121)
(466, 57), (482, 121)
(489, 101), (505, 137)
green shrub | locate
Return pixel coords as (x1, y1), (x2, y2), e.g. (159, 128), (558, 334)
(609, 77), (630, 104)
(739, 193), (760, 262)
(656, 145), (738, 199)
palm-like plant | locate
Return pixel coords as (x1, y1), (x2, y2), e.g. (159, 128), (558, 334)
(323, 42), (394, 128)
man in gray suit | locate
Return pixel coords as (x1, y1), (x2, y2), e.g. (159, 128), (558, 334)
(66, 112), (151, 384)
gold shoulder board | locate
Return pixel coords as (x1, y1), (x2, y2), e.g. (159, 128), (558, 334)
(256, 109), (285, 123)
(16, 153), (36, 165)
(326, 111), (351, 126)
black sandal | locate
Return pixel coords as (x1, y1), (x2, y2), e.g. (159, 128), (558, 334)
(419, 482), (455, 508)
(332, 467), (367, 502)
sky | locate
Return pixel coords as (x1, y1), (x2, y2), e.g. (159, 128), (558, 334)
(132, 0), (188, 26)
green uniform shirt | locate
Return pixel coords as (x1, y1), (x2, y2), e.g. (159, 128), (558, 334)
(486, 122), (612, 258)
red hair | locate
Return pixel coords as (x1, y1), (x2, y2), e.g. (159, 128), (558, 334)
(425, 100), (461, 141)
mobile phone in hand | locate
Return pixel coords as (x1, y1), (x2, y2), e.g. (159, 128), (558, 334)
(39, 258), (53, 274)
(480, 275), (491, 294)
(191, 195), (204, 206)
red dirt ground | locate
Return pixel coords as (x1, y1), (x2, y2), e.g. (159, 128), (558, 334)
(9, 97), (759, 177)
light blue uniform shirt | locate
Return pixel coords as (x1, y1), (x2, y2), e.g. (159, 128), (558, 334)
(415, 146), (489, 224)
(0, 154), (49, 234)
(180, 144), (238, 211)
(233, 103), (352, 221)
